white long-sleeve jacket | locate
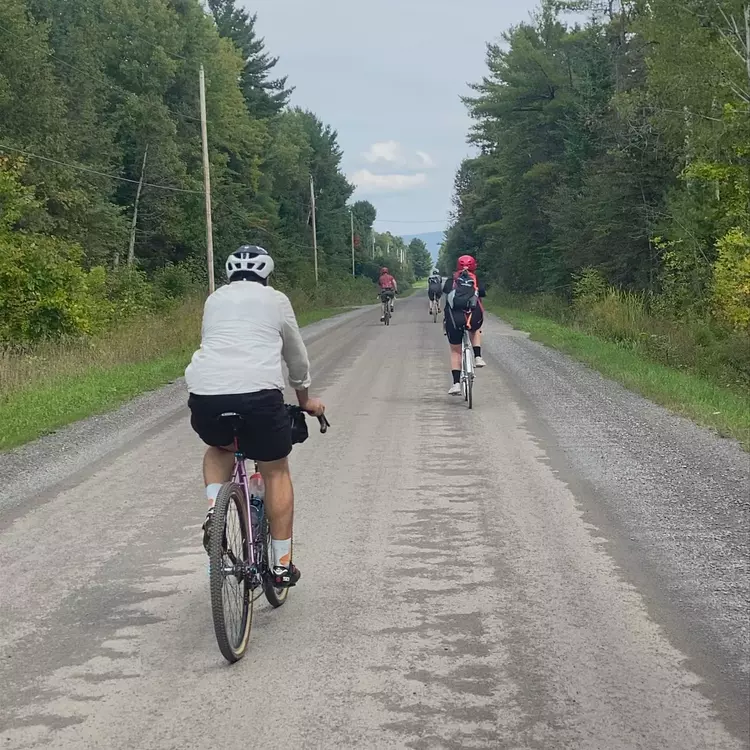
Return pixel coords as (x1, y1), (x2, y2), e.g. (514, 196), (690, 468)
(185, 281), (311, 396)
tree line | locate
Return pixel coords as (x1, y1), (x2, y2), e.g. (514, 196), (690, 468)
(441, 0), (750, 332)
(0, 0), (426, 343)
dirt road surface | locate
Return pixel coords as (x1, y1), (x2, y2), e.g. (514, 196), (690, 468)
(1, 295), (748, 749)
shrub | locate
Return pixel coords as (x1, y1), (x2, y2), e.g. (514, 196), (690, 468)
(106, 266), (155, 319)
(0, 230), (100, 342)
(572, 267), (607, 309)
(712, 228), (750, 331)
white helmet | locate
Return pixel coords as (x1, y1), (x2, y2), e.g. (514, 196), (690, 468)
(225, 245), (275, 280)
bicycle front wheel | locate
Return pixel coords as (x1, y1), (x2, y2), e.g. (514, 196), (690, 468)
(209, 482), (253, 663)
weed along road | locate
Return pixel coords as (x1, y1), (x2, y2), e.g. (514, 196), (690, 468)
(0, 294), (748, 750)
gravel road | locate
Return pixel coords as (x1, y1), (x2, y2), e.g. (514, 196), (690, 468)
(1, 294), (747, 749)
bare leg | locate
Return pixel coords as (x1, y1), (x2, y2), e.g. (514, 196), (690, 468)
(450, 343), (461, 370)
(470, 329), (482, 348)
(258, 457), (294, 541)
(202, 446), (234, 486)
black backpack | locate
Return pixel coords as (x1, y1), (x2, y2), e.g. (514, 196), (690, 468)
(448, 271), (477, 311)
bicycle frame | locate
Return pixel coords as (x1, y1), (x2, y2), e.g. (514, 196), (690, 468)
(461, 328), (475, 382)
(231, 437), (260, 570)
(225, 409), (329, 578)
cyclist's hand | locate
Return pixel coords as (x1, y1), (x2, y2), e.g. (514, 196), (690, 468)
(300, 396), (325, 417)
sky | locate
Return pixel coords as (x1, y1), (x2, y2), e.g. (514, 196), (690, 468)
(242, 0), (540, 236)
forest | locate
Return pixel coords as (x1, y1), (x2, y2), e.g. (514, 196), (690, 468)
(0, 0), (432, 345)
(441, 0), (749, 387)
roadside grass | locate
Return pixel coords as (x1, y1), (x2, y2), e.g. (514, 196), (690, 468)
(0, 299), (360, 451)
(488, 302), (750, 449)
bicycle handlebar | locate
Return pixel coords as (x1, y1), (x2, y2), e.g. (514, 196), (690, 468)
(287, 404), (330, 434)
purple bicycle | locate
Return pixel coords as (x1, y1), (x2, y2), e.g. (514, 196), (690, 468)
(208, 405), (329, 663)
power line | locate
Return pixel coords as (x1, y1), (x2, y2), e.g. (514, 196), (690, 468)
(374, 218), (447, 225)
(213, 199), (318, 254)
(0, 143), (203, 194)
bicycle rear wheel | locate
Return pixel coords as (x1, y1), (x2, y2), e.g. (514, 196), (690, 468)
(467, 373), (474, 409)
(263, 517), (290, 608)
(209, 482), (253, 663)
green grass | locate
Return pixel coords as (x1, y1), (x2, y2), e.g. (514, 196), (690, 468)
(0, 348), (193, 450)
(0, 303), (357, 452)
(488, 303), (750, 449)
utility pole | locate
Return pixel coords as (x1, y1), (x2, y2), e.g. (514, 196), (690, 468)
(310, 174), (318, 284)
(387, 240), (390, 257)
(199, 65), (215, 294)
(350, 209), (355, 277)
(372, 235), (375, 258)
(127, 144), (149, 267)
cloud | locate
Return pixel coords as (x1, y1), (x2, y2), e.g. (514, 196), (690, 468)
(362, 141), (436, 170)
(363, 140), (404, 165)
(351, 169), (427, 192)
(416, 150), (435, 168)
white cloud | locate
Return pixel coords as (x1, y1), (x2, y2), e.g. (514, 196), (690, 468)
(362, 141), (436, 170)
(351, 169), (427, 192)
(363, 140), (404, 165)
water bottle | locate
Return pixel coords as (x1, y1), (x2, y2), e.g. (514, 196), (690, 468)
(248, 473), (265, 538)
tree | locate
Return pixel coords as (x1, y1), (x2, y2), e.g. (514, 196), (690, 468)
(408, 238), (433, 278)
(208, 0), (293, 118)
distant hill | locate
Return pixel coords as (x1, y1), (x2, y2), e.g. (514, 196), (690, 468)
(402, 231), (444, 263)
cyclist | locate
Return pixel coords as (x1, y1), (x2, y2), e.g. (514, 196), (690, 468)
(443, 254), (487, 395)
(378, 266), (397, 321)
(427, 267), (443, 316)
(185, 245), (325, 588)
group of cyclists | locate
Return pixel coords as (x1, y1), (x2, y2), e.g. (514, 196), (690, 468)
(186, 244), (486, 589)
(378, 254), (486, 395)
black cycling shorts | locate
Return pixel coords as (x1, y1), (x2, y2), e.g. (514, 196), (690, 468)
(444, 304), (484, 345)
(188, 389), (292, 462)
(428, 288), (441, 301)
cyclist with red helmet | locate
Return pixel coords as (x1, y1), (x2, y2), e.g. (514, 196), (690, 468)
(443, 254), (486, 395)
(378, 266), (397, 321)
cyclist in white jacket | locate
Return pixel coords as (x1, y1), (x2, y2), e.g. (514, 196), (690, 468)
(185, 245), (325, 588)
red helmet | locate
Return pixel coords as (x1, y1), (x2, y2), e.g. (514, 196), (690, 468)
(457, 255), (477, 272)
(380, 267), (389, 274)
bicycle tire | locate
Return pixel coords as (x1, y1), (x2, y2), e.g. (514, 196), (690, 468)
(462, 337), (471, 403)
(263, 518), (289, 608)
(467, 373), (473, 409)
(209, 482), (252, 663)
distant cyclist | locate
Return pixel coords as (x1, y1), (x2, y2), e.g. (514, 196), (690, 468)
(443, 254), (487, 395)
(378, 266), (397, 322)
(185, 245), (325, 588)
(427, 267), (443, 316)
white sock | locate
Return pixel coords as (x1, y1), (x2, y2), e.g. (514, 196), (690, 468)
(206, 483), (222, 507)
(271, 538), (292, 569)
